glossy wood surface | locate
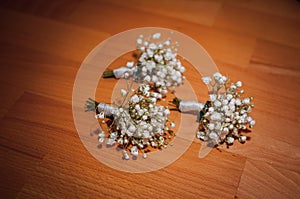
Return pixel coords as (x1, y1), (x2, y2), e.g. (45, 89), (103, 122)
(0, 0), (299, 198)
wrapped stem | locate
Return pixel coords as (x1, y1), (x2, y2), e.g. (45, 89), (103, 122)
(171, 97), (204, 113)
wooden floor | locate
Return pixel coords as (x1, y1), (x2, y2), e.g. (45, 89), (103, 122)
(0, 0), (299, 198)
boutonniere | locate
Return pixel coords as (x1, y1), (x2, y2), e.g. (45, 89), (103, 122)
(86, 83), (176, 159)
(102, 33), (186, 96)
(171, 72), (255, 146)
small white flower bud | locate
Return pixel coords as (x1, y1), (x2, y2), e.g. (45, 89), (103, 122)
(223, 127), (229, 133)
(98, 112), (105, 119)
(213, 72), (222, 80)
(208, 107), (214, 113)
(117, 138), (123, 144)
(144, 75), (151, 82)
(230, 84), (237, 90)
(250, 120), (256, 126)
(239, 136), (247, 142)
(201, 76), (212, 85)
(142, 115), (148, 120)
(98, 137), (104, 143)
(164, 40), (170, 46)
(247, 116), (252, 122)
(126, 61), (135, 68)
(211, 112), (222, 121)
(120, 89), (127, 96)
(170, 122), (175, 128)
(143, 153), (147, 159)
(235, 99), (242, 106)
(208, 123), (215, 130)
(131, 94), (139, 103)
(210, 94), (217, 101)
(130, 146), (138, 156)
(209, 132), (218, 140)
(236, 81), (242, 87)
(196, 131), (205, 139)
(152, 33), (161, 39)
(222, 99), (229, 105)
(225, 118), (231, 123)
(227, 94), (233, 100)
(107, 138), (115, 145)
(214, 100), (222, 107)
(164, 109), (170, 115)
(138, 109), (144, 116)
(179, 66), (186, 73)
(226, 137), (234, 144)
(123, 151), (130, 160)
(136, 38), (142, 45)
(149, 43), (157, 50)
(152, 75), (158, 83)
(243, 98), (250, 104)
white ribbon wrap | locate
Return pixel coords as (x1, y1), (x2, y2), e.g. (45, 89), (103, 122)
(179, 101), (204, 113)
(113, 67), (136, 78)
(97, 103), (116, 115)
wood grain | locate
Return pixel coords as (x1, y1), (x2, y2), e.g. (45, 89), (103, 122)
(0, 0), (299, 198)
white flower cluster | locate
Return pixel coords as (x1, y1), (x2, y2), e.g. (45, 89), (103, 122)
(107, 33), (186, 95)
(104, 33), (186, 96)
(135, 33), (186, 95)
(96, 84), (174, 160)
(196, 72), (255, 146)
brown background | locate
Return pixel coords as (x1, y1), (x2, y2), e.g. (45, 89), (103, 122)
(0, 0), (299, 198)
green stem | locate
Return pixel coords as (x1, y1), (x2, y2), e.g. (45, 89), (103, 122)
(197, 101), (211, 122)
(103, 70), (115, 78)
(170, 97), (181, 109)
(85, 98), (99, 112)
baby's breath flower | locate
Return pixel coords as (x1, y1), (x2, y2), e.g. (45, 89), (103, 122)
(196, 73), (255, 146)
(120, 89), (127, 96)
(202, 76), (212, 85)
(123, 150), (130, 160)
(107, 138), (115, 145)
(143, 153), (147, 159)
(226, 137), (234, 144)
(131, 146), (139, 156)
(126, 61), (135, 68)
(170, 122), (175, 128)
(210, 94), (217, 102)
(173, 72), (255, 147)
(131, 94), (139, 103)
(104, 33), (186, 95)
(236, 81), (242, 87)
(239, 135), (247, 142)
(87, 83), (176, 159)
(164, 109), (170, 115)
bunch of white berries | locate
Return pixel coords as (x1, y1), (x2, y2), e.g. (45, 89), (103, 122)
(94, 84), (175, 160)
(196, 72), (255, 146)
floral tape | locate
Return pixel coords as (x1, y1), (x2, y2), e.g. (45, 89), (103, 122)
(179, 101), (204, 113)
(113, 67), (136, 78)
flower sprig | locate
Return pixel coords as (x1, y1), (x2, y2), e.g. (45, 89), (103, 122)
(103, 33), (186, 95)
(198, 72), (255, 146)
(171, 72), (255, 147)
(86, 83), (176, 160)
(135, 33), (186, 93)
